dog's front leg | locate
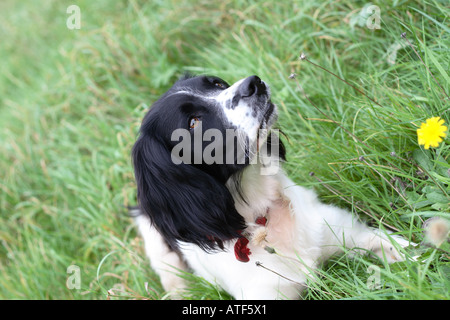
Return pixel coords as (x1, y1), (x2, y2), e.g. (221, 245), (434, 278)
(134, 214), (188, 298)
(318, 204), (411, 263)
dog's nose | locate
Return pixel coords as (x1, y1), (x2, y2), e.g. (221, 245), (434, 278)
(238, 75), (266, 97)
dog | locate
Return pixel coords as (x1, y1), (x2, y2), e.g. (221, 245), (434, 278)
(131, 74), (410, 299)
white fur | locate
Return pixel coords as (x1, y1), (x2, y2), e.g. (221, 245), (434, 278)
(135, 158), (410, 300)
(134, 214), (187, 297)
(134, 76), (410, 299)
(214, 78), (273, 144)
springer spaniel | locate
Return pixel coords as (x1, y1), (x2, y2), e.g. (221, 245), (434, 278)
(131, 74), (410, 299)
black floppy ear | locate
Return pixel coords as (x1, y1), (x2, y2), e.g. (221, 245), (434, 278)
(132, 134), (245, 251)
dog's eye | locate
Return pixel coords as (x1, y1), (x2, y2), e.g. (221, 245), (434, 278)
(189, 117), (200, 129)
(214, 81), (226, 89)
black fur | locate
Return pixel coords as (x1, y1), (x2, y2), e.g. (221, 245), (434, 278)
(132, 75), (285, 251)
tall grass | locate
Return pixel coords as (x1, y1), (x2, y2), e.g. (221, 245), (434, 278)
(0, 0), (448, 299)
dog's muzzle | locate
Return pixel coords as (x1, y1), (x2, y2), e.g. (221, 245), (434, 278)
(237, 75), (267, 97)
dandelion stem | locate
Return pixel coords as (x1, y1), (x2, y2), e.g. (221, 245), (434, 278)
(396, 154), (450, 200)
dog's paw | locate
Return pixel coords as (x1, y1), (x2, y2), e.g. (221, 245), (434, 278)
(371, 234), (414, 263)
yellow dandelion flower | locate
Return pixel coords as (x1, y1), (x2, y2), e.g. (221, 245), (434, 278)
(417, 116), (447, 149)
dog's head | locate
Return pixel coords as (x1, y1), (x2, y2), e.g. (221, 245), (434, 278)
(132, 75), (284, 250)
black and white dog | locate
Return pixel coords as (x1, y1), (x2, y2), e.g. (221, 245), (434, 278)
(132, 74), (410, 299)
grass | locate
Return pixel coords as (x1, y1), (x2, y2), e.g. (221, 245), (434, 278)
(0, 0), (448, 300)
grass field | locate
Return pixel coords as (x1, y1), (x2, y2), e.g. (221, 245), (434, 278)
(0, 0), (449, 300)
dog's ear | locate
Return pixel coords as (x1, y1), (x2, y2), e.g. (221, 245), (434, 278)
(267, 129), (287, 161)
(132, 134), (245, 251)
